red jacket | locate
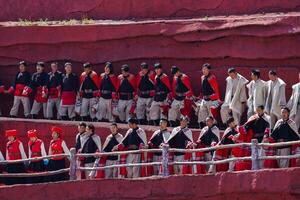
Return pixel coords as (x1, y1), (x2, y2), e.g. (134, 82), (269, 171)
(200, 74), (220, 100)
(80, 71), (100, 97)
(171, 73), (193, 99)
(136, 70), (155, 97)
(98, 73), (118, 99)
(50, 139), (64, 160)
(28, 139), (43, 159)
(117, 73), (137, 98)
(6, 139), (23, 160)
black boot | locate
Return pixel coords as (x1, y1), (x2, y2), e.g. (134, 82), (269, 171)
(31, 114), (37, 119)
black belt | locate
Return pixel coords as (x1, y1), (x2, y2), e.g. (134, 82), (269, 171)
(176, 92), (186, 97)
(101, 90), (112, 94)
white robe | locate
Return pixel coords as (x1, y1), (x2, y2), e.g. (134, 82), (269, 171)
(247, 79), (267, 110)
(198, 125), (220, 142)
(223, 74), (248, 114)
(287, 82), (300, 118)
(265, 78), (286, 118)
(168, 126), (193, 143)
(102, 133), (124, 151)
(150, 129), (171, 144)
(122, 128), (147, 146)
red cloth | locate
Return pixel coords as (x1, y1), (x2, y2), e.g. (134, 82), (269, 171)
(233, 126), (253, 171)
(61, 91), (76, 105)
(27, 129), (37, 138)
(98, 73), (118, 98)
(35, 86), (48, 103)
(200, 74), (220, 100)
(136, 70), (155, 97)
(117, 73), (137, 98)
(155, 73), (171, 91)
(0, 85), (4, 93)
(80, 71), (99, 88)
(171, 74), (193, 99)
(95, 156), (106, 179)
(28, 139), (43, 162)
(48, 87), (61, 99)
(6, 139), (22, 160)
(49, 139), (64, 160)
(13, 84), (30, 97)
(5, 129), (18, 137)
(214, 148), (230, 172)
(146, 152), (154, 176)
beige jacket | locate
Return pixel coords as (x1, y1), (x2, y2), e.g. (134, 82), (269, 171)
(265, 78), (286, 117)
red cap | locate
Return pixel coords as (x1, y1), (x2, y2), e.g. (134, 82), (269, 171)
(5, 129), (18, 137)
(27, 129), (37, 138)
(51, 126), (63, 135)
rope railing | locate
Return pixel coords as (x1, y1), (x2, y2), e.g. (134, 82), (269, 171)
(0, 168), (70, 178)
(0, 154), (69, 164)
(1, 139), (300, 181)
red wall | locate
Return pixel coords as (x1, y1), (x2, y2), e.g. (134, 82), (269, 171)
(0, 13), (299, 116)
(1, 167), (300, 200)
(1, 0), (300, 21)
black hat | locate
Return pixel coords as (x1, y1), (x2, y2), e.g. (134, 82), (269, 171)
(202, 63), (212, 70)
(128, 117), (138, 124)
(154, 63), (162, 69)
(19, 61), (27, 67)
(83, 62), (91, 68)
(180, 116), (189, 122)
(36, 62), (45, 67)
(171, 66), (179, 75)
(140, 62), (148, 69)
(121, 64), (130, 72)
(105, 62), (113, 73)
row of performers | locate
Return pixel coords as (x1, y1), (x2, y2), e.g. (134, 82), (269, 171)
(1, 107), (299, 185)
(1, 61), (300, 130)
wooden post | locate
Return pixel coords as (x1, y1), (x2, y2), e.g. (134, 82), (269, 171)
(69, 148), (77, 180)
(162, 144), (170, 177)
(251, 139), (259, 170)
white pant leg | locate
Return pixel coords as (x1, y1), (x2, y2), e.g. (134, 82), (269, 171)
(277, 148), (290, 168)
(149, 101), (162, 120)
(126, 153), (141, 178)
(153, 155), (161, 175)
(173, 155), (184, 175)
(10, 96), (21, 116)
(168, 100), (182, 121)
(31, 100), (42, 115)
(198, 100), (212, 123)
(80, 98), (90, 117)
(136, 97), (147, 120)
(105, 160), (118, 179)
(220, 105), (231, 124)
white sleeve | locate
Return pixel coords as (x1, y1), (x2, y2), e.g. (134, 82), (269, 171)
(0, 151), (4, 161)
(61, 141), (70, 155)
(28, 143), (32, 158)
(19, 142), (27, 160)
(40, 142), (47, 157)
(93, 136), (102, 151)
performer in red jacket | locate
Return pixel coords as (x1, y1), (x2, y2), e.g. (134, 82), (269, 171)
(47, 126), (70, 182)
(27, 129), (47, 183)
(149, 63), (171, 126)
(23, 62), (49, 119)
(195, 63), (220, 128)
(168, 66), (193, 127)
(116, 64), (137, 123)
(96, 62), (118, 122)
(233, 105), (270, 171)
(7, 61), (31, 118)
(136, 62), (155, 125)
(79, 63), (99, 121)
(59, 62), (80, 120)
(5, 129), (27, 185)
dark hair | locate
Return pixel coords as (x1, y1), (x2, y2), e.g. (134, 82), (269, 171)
(226, 117), (235, 126)
(111, 122), (118, 127)
(83, 62), (91, 68)
(227, 67), (236, 73)
(87, 124), (95, 132)
(206, 116), (214, 121)
(140, 62), (148, 69)
(79, 122), (87, 127)
(64, 62), (72, 67)
(154, 63), (162, 69)
(281, 107), (290, 113)
(257, 105), (264, 110)
(51, 62), (58, 66)
(19, 61), (27, 67)
(269, 70), (277, 76)
(202, 63), (212, 70)
(128, 117), (138, 124)
(105, 62), (114, 73)
(37, 62), (45, 67)
(171, 66), (179, 75)
(121, 64), (130, 72)
(251, 69), (260, 78)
